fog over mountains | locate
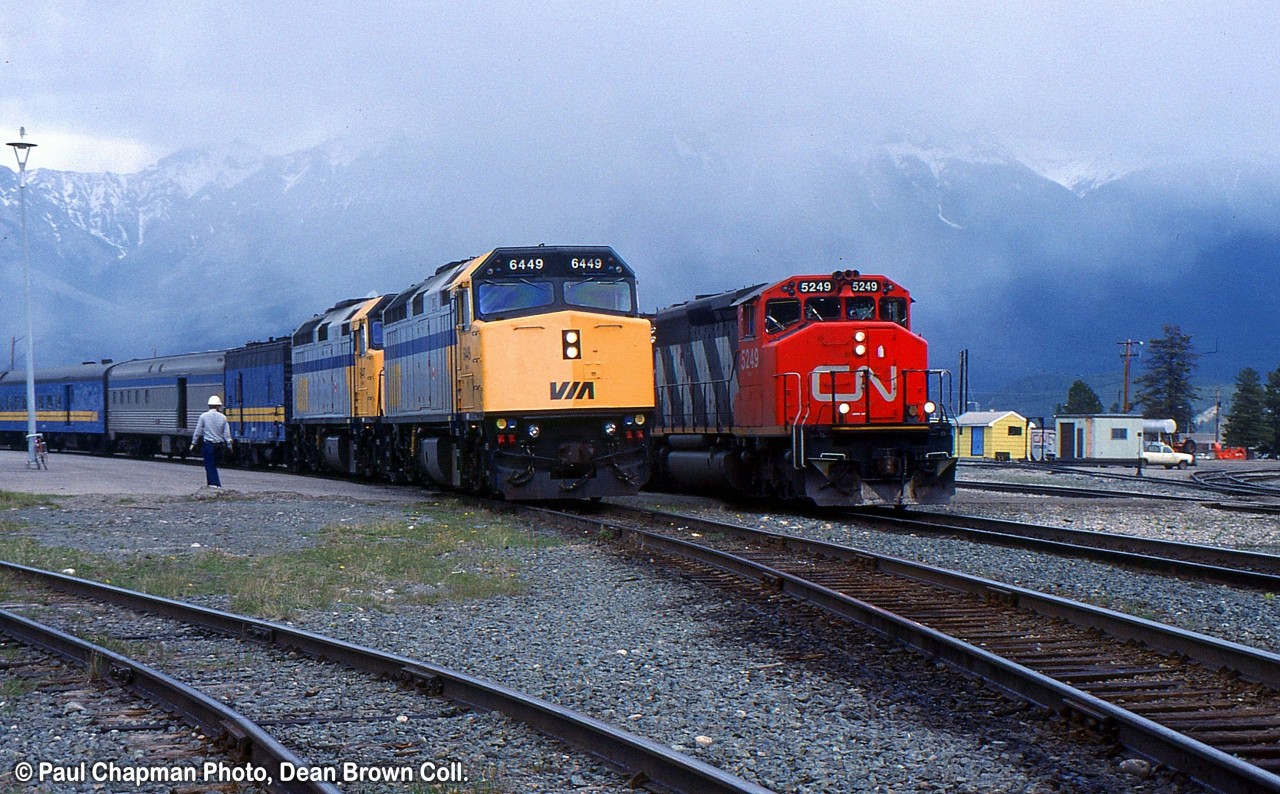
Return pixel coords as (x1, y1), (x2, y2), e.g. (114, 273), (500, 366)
(1, 135), (1276, 419)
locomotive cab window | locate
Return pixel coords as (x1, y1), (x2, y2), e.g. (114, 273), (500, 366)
(741, 299), (758, 339)
(879, 297), (909, 327)
(475, 280), (553, 316)
(453, 289), (474, 329)
(804, 297), (841, 321)
(564, 279), (633, 312)
(764, 298), (801, 333)
(847, 296), (875, 320)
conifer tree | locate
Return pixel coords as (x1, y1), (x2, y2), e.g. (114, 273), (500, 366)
(1058, 380), (1104, 414)
(1224, 368), (1267, 448)
(1263, 367), (1280, 454)
(1133, 325), (1199, 432)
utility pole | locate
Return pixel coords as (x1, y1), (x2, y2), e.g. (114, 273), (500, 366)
(1118, 339), (1143, 413)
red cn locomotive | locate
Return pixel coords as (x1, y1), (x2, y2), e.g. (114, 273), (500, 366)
(652, 270), (955, 506)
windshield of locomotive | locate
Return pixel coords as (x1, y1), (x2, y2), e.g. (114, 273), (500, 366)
(476, 280), (555, 315)
(564, 278), (634, 312)
(474, 276), (637, 320)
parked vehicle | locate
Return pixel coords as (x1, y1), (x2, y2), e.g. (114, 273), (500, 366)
(1142, 442), (1195, 469)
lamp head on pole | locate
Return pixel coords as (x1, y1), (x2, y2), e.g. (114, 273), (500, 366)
(8, 127), (37, 174)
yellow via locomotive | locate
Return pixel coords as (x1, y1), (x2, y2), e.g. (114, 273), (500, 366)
(290, 246), (654, 499)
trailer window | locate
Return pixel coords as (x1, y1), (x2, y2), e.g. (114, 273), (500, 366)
(564, 279), (633, 312)
(764, 298), (801, 333)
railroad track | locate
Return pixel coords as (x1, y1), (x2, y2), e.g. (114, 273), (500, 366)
(958, 478), (1209, 501)
(0, 635), (258, 793)
(529, 502), (1280, 794)
(842, 507), (1280, 590)
(1193, 469), (1280, 498)
(0, 561), (772, 794)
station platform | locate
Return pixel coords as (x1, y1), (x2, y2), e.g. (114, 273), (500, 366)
(0, 450), (419, 502)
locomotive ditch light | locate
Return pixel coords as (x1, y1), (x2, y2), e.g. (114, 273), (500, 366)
(604, 421), (618, 437)
(562, 330), (582, 359)
(527, 423), (541, 438)
(838, 402), (851, 415)
(924, 401), (937, 415)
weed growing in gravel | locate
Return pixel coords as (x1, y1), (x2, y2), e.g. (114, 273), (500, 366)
(0, 490), (58, 510)
(0, 507), (553, 620)
(0, 674), (36, 705)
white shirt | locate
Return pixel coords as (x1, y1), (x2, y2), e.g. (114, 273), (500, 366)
(193, 408), (232, 445)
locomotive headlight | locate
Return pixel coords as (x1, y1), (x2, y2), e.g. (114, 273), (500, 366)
(924, 401), (937, 415)
(854, 331), (866, 343)
(562, 330), (582, 359)
(604, 421), (619, 437)
(838, 402), (851, 415)
(855, 344), (867, 356)
(527, 423), (541, 439)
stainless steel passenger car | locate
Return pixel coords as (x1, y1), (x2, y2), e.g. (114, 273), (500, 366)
(106, 351), (225, 455)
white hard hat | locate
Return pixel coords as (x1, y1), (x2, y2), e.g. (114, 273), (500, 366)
(208, 395), (223, 407)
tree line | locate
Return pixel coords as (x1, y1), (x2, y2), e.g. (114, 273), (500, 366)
(1055, 324), (1277, 453)
(1058, 325), (1199, 429)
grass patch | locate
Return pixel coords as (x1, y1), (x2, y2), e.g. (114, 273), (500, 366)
(0, 675), (36, 700)
(0, 490), (58, 510)
(0, 503), (554, 621)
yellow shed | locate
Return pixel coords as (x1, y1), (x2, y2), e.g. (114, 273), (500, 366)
(954, 410), (1031, 461)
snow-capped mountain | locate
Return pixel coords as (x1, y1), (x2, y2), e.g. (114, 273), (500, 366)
(1, 135), (1277, 421)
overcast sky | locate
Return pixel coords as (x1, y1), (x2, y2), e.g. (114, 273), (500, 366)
(1, 1), (1277, 174)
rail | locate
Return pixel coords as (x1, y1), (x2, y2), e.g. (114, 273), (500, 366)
(0, 560), (774, 794)
(527, 502), (1280, 794)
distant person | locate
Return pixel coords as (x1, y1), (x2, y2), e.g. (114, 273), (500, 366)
(191, 395), (233, 488)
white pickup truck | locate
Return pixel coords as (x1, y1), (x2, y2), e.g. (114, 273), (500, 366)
(1142, 442), (1195, 469)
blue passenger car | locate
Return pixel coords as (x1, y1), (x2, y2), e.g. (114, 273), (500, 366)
(225, 338), (291, 464)
(0, 363), (111, 451)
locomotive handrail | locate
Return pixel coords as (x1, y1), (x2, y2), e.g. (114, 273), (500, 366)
(776, 371), (806, 469)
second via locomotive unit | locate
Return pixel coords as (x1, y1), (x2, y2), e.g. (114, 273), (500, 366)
(650, 270), (956, 506)
(0, 246), (654, 501)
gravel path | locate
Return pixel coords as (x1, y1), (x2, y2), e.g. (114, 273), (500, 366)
(1, 482), (1209, 793)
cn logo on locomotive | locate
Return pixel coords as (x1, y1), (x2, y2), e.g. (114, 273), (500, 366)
(810, 365), (898, 402)
(550, 381), (596, 400)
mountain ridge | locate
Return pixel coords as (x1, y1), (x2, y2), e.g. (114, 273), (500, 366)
(1, 136), (1275, 421)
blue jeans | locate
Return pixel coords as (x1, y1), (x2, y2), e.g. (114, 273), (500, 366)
(201, 442), (222, 487)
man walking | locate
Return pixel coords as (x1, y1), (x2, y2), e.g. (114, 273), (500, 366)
(191, 395), (233, 488)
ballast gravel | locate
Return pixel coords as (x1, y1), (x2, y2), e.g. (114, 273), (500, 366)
(0, 482), (1219, 793)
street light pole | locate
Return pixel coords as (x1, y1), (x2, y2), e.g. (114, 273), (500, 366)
(7, 130), (38, 469)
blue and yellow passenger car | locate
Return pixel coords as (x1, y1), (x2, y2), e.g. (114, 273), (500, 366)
(0, 362), (110, 451)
